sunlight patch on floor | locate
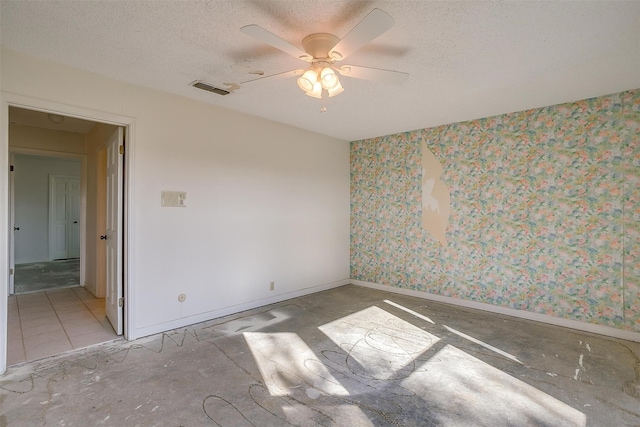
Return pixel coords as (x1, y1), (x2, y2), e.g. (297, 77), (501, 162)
(443, 325), (523, 364)
(209, 309), (290, 336)
(404, 344), (586, 426)
(383, 299), (435, 324)
(243, 332), (350, 397)
(319, 305), (440, 381)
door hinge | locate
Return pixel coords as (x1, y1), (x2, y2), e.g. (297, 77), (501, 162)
(119, 145), (125, 155)
(118, 297), (124, 307)
(9, 268), (13, 275)
(10, 165), (14, 172)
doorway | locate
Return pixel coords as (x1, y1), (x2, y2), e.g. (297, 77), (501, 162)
(4, 104), (129, 366)
(12, 154), (82, 295)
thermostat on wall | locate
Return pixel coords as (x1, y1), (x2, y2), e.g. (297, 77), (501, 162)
(161, 191), (187, 207)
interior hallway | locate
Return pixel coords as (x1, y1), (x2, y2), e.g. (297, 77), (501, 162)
(7, 287), (119, 365)
(1, 285), (639, 426)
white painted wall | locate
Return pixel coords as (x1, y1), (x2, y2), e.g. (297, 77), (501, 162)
(13, 154), (80, 264)
(1, 48), (351, 339)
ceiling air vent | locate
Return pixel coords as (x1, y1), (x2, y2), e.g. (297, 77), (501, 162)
(190, 81), (230, 96)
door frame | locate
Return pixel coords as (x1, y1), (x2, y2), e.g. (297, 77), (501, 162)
(0, 92), (136, 374)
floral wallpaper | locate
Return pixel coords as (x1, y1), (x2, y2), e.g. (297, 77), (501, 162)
(351, 89), (640, 332)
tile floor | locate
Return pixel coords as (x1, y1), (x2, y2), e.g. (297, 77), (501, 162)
(7, 286), (119, 365)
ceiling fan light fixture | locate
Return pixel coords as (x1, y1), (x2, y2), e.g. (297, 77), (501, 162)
(327, 80), (344, 97)
(305, 81), (323, 98)
(297, 69), (317, 92)
(320, 67), (339, 90)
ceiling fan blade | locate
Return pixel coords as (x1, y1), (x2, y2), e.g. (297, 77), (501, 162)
(337, 65), (409, 86)
(240, 69), (304, 85)
(241, 25), (312, 62)
(329, 9), (395, 61)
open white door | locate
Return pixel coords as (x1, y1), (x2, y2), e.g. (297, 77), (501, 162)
(104, 128), (124, 335)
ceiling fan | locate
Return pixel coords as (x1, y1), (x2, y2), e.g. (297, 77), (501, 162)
(240, 8), (409, 99)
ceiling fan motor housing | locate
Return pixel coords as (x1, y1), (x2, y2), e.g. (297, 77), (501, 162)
(302, 33), (340, 61)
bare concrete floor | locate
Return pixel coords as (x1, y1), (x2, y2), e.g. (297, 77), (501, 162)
(14, 259), (80, 294)
(1, 285), (639, 426)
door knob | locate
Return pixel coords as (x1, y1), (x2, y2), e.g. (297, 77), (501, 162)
(100, 235), (107, 240)
(13, 227), (19, 231)
(73, 221), (78, 224)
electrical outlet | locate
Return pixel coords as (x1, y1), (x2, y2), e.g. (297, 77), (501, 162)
(269, 281), (275, 291)
(178, 294), (186, 302)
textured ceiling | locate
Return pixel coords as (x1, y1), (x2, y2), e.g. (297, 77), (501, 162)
(2, 1), (639, 141)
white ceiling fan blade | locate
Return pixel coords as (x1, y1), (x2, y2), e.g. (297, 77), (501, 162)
(240, 69), (304, 85)
(337, 65), (409, 86)
(329, 9), (395, 61)
(241, 25), (312, 62)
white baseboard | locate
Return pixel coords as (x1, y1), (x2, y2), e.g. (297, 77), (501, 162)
(351, 280), (640, 343)
(81, 282), (98, 298)
(131, 278), (350, 339)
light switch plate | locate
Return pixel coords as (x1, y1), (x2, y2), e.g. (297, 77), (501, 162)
(161, 191), (187, 207)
